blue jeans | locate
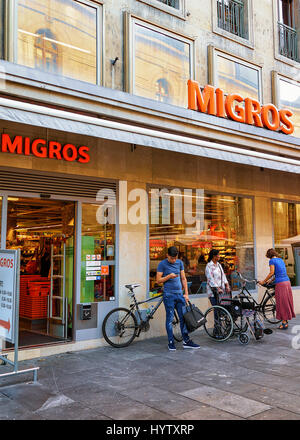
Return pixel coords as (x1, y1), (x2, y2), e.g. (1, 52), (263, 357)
(163, 291), (189, 343)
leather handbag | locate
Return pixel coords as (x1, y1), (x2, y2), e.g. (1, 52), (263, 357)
(183, 301), (207, 333)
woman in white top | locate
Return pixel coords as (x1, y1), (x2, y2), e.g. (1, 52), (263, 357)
(205, 249), (230, 306)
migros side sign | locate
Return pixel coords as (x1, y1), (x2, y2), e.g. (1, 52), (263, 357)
(0, 134), (90, 163)
(188, 80), (294, 135)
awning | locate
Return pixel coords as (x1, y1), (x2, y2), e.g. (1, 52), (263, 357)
(0, 97), (300, 174)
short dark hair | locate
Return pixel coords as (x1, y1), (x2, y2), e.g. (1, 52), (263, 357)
(208, 249), (219, 262)
(266, 248), (279, 259)
(168, 246), (179, 257)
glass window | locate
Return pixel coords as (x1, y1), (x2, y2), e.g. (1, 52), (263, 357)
(278, 0), (295, 27)
(149, 189), (255, 294)
(16, 0), (100, 84)
(278, 78), (300, 138)
(0, 197), (2, 243)
(273, 201), (300, 286)
(216, 53), (261, 100)
(217, 0), (248, 39)
(157, 0), (180, 8)
(81, 204), (116, 303)
(132, 20), (193, 107)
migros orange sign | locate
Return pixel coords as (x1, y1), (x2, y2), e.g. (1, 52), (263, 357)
(187, 80), (294, 135)
(0, 134), (90, 163)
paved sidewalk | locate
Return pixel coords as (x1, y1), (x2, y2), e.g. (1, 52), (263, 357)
(1, 316), (300, 420)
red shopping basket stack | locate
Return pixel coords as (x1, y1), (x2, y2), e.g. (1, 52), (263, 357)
(19, 275), (50, 319)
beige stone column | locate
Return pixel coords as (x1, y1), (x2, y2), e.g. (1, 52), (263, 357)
(118, 181), (148, 308)
(254, 196), (273, 301)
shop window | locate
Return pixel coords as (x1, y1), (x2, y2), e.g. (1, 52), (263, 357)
(278, 77), (300, 137)
(80, 203), (116, 303)
(149, 189), (255, 294)
(16, 0), (101, 84)
(216, 53), (261, 100)
(129, 18), (193, 107)
(273, 201), (300, 287)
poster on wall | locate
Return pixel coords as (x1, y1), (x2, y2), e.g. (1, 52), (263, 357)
(0, 250), (19, 343)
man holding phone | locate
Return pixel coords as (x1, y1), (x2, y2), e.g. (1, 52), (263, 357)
(156, 246), (200, 351)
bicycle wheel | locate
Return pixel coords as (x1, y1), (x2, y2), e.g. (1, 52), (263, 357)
(204, 305), (233, 342)
(172, 311), (183, 342)
(102, 307), (138, 348)
(262, 295), (281, 324)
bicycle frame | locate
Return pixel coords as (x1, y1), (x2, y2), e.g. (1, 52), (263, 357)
(126, 291), (164, 337)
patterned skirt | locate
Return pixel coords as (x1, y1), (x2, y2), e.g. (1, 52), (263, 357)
(275, 281), (296, 321)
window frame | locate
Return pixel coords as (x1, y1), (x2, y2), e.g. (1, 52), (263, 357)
(272, 71), (300, 137)
(137, 0), (186, 19)
(147, 183), (257, 298)
(11, 0), (105, 86)
(211, 0), (254, 49)
(124, 12), (195, 104)
(273, 0), (299, 66)
(272, 197), (300, 289)
(209, 47), (263, 103)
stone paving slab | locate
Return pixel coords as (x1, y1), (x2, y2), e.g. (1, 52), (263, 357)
(179, 385), (271, 418)
(0, 316), (300, 420)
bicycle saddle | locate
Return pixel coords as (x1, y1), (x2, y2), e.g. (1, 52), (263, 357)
(125, 283), (141, 290)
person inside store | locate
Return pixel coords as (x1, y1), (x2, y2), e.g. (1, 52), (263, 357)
(205, 249), (231, 308)
(259, 248), (295, 330)
(40, 241), (51, 278)
(156, 246), (200, 351)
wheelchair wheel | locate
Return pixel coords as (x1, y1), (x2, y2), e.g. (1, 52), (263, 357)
(238, 333), (250, 345)
(204, 305), (233, 342)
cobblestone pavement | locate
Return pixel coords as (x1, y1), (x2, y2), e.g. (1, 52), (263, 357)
(1, 316), (300, 420)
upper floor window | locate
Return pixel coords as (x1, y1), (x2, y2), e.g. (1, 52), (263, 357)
(217, 0), (248, 39)
(278, 77), (300, 137)
(127, 17), (194, 107)
(157, 0), (180, 8)
(277, 0), (299, 61)
(215, 52), (261, 101)
(0, 0), (4, 59)
(16, 0), (102, 84)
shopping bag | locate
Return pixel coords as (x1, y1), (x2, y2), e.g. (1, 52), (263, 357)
(218, 290), (232, 306)
(183, 301), (207, 333)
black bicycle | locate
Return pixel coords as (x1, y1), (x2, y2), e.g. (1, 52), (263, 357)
(234, 272), (280, 324)
(102, 283), (183, 348)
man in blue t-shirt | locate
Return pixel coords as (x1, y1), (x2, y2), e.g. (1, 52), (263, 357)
(156, 246), (200, 351)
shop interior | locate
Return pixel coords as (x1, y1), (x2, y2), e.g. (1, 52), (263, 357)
(6, 197), (75, 348)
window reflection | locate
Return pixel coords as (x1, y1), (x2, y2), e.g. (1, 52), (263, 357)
(273, 201), (300, 286)
(17, 0), (98, 84)
(217, 54), (260, 100)
(149, 190), (255, 294)
(279, 79), (300, 138)
(133, 22), (191, 107)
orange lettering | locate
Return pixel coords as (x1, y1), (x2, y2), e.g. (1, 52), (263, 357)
(261, 104), (280, 131)
(244, 98), (263, 127)
(62, 144), (77, 162)
(31, 139), (47, 158)
(78, 146), (90, 163)
(49, 141), (62, 160)
(188, 80), (216, 115)
(225, 94), (245, 123)
(216, 88), (225, 118)
(1, 134), (23, 154)
(279, 109), (294, 135)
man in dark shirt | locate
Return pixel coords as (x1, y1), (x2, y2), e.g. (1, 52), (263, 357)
(157, 246), (200, 351)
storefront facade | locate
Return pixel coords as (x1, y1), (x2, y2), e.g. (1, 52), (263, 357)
(0, 0), (299, 360)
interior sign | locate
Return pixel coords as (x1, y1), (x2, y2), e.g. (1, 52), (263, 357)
(0, 250), (19, 343)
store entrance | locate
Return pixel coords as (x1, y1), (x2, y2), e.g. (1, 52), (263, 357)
(6, 197), (75, 348)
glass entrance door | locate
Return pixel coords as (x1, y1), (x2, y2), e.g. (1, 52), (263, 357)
(6, 197), (75, 348)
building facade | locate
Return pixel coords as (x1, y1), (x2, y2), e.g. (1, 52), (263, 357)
(0, 0), (299, 360)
